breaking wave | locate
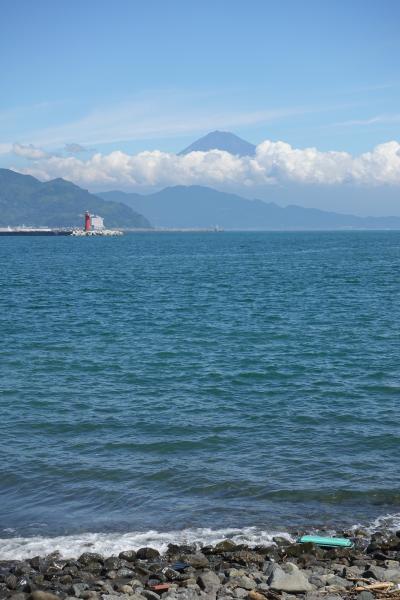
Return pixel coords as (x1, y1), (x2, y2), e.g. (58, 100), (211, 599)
(1, 512), (400, 561)
(0, 526), (293, 560)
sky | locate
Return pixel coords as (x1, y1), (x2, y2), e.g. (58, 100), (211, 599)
(1, 0), (400, 215)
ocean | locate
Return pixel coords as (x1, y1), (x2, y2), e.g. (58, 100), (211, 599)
(1, 231), (400, 559)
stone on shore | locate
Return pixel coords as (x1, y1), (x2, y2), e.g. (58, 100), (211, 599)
(197, 571), (221, 593)
(268, 563), (314, 592)
(136, 549), (160, 561)
(118, 551), (137, 562)
(78, 554), (104, 566)
(248, 592), (266, 600)
(214, 540), (238, 553)
(29, 592), (61, 600)
(182, 554), (209, 569)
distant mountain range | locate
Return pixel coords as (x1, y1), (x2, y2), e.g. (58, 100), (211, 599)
(2, 162), (400, 231)
(99, 185), (400, 230)
(179, 130), (256, 156)
(0, 169), (151, 228)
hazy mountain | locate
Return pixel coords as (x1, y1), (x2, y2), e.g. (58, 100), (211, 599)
(0, 169), (151, 228)
(99, 185), (400, 230)
(179, 130), (256, 156)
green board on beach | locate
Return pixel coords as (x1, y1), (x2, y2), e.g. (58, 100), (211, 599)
(298, 535), (354, 548)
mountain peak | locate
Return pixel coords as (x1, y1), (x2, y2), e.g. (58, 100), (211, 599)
(179, 131), (256, 157)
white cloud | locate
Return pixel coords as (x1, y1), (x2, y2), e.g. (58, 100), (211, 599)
(0, 143), (12, 155)
(12, 140), (400, 189)
(332, 113), (400, 127)
(12, 143), (49, 160)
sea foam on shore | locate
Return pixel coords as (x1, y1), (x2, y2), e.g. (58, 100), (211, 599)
(1, 512), (400, 561)
(0, 527), (293, 561)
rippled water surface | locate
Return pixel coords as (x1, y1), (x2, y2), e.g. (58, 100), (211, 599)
(1, 231), (400, 542)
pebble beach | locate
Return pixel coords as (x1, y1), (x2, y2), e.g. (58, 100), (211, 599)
(2, 530), (400, 600)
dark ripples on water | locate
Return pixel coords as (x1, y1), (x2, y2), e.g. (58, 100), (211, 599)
(1, 231), (400, 537)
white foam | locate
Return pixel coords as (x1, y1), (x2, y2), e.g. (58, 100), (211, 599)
(3, 512), (399, 561)
(364, 512), (400, 534)
(0, 527), (293, 560)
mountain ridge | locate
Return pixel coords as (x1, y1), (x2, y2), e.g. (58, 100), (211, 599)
(99, 185), (400, 230)
(0, 168), (152, 228)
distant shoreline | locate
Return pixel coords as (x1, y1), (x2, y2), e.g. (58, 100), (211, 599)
(122, 227), (400, 232)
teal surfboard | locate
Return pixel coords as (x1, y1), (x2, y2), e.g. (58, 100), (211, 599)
(298, 535), (354, 548)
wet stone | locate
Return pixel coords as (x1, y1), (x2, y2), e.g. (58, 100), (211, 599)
(230, 552), (264, 566)
(357, 593), (375, 600)
(29, 592), (61, 600)
(142, 592), (160, 600)
(15, 564), (35, 577)
(72, 583), (89, 596)
(6, 574), (18, 590)
(285, 543), (315, 558)
(273, 537), (290, 547)
(231, 576), (256, 591)
(181, 555), (209, 570)
(96, 582), (114, 594)
(17, 579), (32, 594)
(163, 569), (181, 581)
(248, 592), (266, 600)
(179, 579), (197, 588)
(118, 551), (137, 563)
(268, 563), (313, 593)
(78, 572), (96, 583)
(136, 549), (160, 561)
(197, 571), (221, 593)
(78, 555), (104, 566)
(81, 563), (103, 575)
(167, 545), (196, 557)
(116, 568), (135, 578)
(232, 589), (247, 598)
(226, 569), (245, 578)
(103, 559), (123, 572)
(135, 565), (151, 577)
(214, 541), (238, 554)
(117, 585), (133, 594)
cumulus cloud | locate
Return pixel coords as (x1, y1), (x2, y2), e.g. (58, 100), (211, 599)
(12, 143), (49, 160)
(0, 143), (12, 155)
(13, 140), (400, 189)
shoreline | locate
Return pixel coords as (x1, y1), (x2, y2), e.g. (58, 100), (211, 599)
(1, 529), (400, 600)
(2, 513), (400, 562)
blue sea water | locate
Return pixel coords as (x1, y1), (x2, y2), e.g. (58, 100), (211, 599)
(1, 231), (400, 556)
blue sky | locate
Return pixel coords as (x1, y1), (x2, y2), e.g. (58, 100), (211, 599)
(1, 0), (400, 214)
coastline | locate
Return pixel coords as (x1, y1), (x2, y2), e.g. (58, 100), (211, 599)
(1, 528), (400, 600)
